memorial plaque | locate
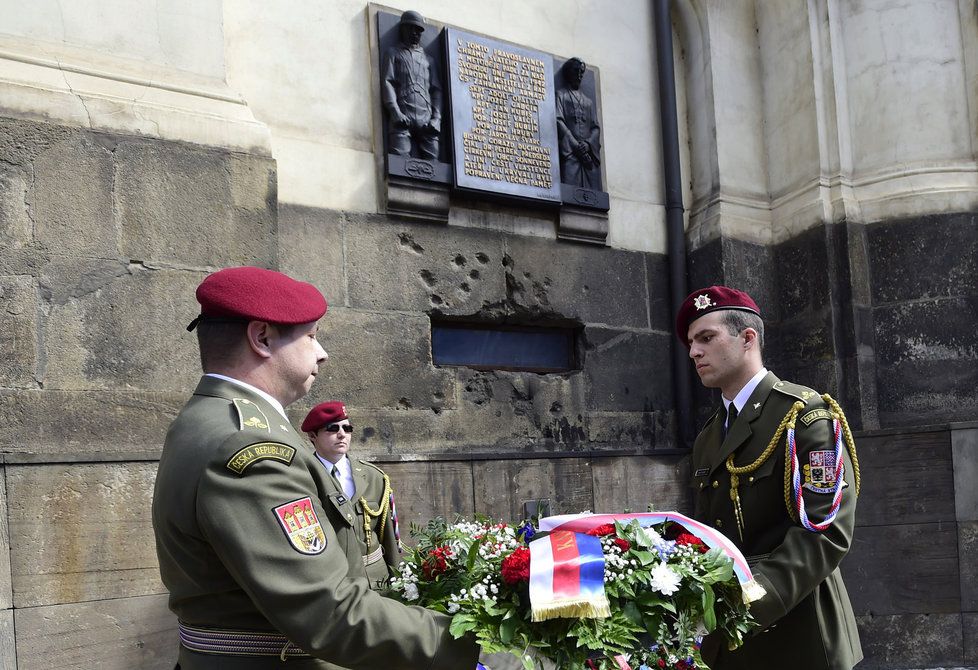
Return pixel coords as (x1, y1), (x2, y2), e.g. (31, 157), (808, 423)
(446, 28), (561, 203)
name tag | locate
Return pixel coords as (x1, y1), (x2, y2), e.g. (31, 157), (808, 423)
(694, 468), (709, 477)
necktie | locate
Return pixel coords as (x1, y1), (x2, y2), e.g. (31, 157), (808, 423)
(724, 403), (739, 437)
(331, 465), (341, 482)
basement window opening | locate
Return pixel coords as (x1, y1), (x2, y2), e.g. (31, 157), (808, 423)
(431, 322), (578, 373)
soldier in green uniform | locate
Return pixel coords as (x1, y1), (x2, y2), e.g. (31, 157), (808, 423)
(152, 266), (479, 669)
(676, 286), (863, 670)
(301, 401), (400, 589)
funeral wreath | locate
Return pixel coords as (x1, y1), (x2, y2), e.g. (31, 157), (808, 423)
(387, 512), (763, 670)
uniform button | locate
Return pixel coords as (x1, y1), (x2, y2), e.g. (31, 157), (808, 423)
(346, 514), (353, 520)
(712, 480), (719, 489)
(748, 476), (754, 483)
(715, 519), (723, 528)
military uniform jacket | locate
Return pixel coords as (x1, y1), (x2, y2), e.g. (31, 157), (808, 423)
(690, 372), (862, 670)
(325, 455), (401, 590)
(152, 376), (478, 670)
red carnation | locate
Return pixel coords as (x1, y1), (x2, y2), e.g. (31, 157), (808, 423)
(613, 537), (631, 552)
(676, 532), (708, 554)
(421, 545), (453, 579)
(657, 659), (666, 668)
(501, 546), (531, 585)
(586, 523), (616, 537)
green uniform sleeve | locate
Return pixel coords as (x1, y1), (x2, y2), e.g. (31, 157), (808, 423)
(196, 446), (478, 669)
(749, 404), (858, 629)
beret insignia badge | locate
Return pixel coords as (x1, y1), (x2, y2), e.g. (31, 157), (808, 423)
(693, 294), (714, 310)
(273, 497), (327, 555)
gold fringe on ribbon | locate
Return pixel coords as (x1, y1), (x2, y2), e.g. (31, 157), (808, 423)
(740, 579), (767, 605)
(531, 597), (611, 622)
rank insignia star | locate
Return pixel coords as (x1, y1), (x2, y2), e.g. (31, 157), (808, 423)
(753, 402), (761, 410)
(693, 294), (714, 310)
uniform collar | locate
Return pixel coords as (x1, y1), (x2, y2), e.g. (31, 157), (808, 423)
(722, 367), (768, 415)
(203, 373), (287, 420)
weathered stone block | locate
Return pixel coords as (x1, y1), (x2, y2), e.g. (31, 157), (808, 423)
(116, 140), (233, 266)
(380, 461), (474, 533)
(302, 308), (454, 411)
(960, 521), (978, 612)
(719, 237), (776, 320)
(584, 328), (672, 412)
(32, 133), (117, 257)
(7, 463), (164, 608)
(646, 253), (672, 334)
(855, 613), (963, 669)
(0, 165), (31, 249)
(844, 522), (959, 615)
(41, 264), (202, 392)
(769, 307), (836, 369)
(473, 458), (593, 521)
(953, 427), (978, 522)
(339, 369), (588, 457)
(0, 469), (11, 611)
(965, 612), (978, 666)
(868, 213), (978, 304)
(0, 118), (73, 169)
(503, 236), (650, 329)
(0, 609), (13, 670)
(278, 204), (347, 306)
(773, 224), (832, 316)
(347, 216), (507, 314)
(0, 275), (37, 388)
(14, 593), (177, 670)
(0, 390), (184, 457)
(584, 411), (659, 449)
(591, 455), (691, 515)
(227, 154), (278, 268)
(854, 430), (955, 526)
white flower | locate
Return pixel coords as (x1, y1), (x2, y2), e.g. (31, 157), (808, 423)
(447, 602), (460, 614)
(650, 562), (681, 595)
(403, 582), (420, 601)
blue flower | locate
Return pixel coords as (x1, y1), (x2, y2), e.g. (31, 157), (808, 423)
(518, 522), (536, 543)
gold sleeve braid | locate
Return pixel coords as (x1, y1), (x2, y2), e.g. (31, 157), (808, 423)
(726, 394), (860, 542)
(359, 472), (392, 551)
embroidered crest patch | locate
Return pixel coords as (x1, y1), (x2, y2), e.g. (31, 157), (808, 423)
(803, 450), (840, 493)
(693, 294), (714, 310)
(226, 442), (295, 475)
(273, 497), (327, 555)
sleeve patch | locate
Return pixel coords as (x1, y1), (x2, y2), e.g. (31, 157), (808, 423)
(800, 408), (833, 426)
(273, 497), (327, 555)
(226, 442), (296, 474)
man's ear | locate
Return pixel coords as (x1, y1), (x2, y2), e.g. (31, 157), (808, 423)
(743, 328), (758, 349)
(245, 321), (274, 359)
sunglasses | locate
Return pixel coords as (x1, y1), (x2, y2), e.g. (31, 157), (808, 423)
(322, 423), (354, 434)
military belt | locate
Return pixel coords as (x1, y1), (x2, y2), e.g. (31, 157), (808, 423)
(363, 546), (384, 567)
(179, 622), (311, 659)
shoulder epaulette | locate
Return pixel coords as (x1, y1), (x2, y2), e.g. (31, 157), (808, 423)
(356, 459), (389, 477)
(772, 380), (822, 405)
(232, 397), (271, 433)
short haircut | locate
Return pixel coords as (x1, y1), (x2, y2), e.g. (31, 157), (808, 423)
(720, 309), (765, 353)
(196, 320), (305, 371)
(196, 320), (249, 371)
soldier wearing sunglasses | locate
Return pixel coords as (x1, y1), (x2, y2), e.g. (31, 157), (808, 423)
(302, 401), (401, 588)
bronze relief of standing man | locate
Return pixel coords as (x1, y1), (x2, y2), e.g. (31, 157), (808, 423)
(556, 57), (601, 189)
(381, 10), (442, 160)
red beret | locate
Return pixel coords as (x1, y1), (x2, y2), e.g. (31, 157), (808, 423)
(675, 285), (761, 344)
(301, 401), (349, 432)
(187, 266), (327, 331)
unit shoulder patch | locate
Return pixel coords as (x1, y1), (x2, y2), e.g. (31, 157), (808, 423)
(232, 397), (271, 433)
(800, 408), (833, 426)
(273, 497), (327, 555)
(802, 450), (847, 493)
(226, 441), (296, 475)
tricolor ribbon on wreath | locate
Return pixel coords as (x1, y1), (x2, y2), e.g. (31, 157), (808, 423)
(527, 511), (766, 625)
